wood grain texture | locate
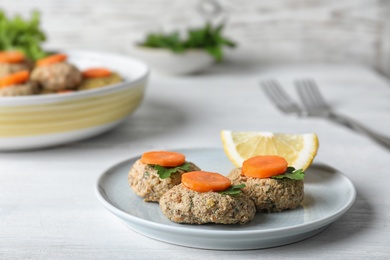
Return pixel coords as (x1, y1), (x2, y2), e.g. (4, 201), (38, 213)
(0, 0), (389, 76)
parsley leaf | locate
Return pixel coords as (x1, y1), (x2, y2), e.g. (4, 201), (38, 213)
(218, 184), (246, 196)
(152, 162), (192, 179)
(0, 10), (47, 61)
(138, 22), (236, 62)
(271, 167), (305, 180)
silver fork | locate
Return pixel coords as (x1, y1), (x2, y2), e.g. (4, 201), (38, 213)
(295, 79), (390, 149)
(260, 80), (302, 116)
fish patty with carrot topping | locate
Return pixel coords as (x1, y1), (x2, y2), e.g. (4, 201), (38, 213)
(31, 62), (82, 91)
(0, 62), (32, 78)
(0, 51), (33, 78)
(0, 81), (39, 97)
(160, 183), (256, 224)
(0, 70), (38, 97)
(128, 151), (200, 202)
(160, 171), (256, 224)
(228, 168), (304, 213)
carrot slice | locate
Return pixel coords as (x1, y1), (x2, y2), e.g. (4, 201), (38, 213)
(0, 70), (30, 88)
(182, 171), (232, 192)
(82, 68), (112, 78)
(36, 54), (67, 67)
(0, 51), (25, 63)
(140, 151), (185, 167)
(242, 155), (288, 178)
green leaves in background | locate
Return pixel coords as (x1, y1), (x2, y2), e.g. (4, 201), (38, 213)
(142, 32), (185, 53)
(153, 162), (192, 179)
(139, 23), (236, 62)
(271, 167), (305, 180)
(0, 10), (47, 61)
(218, 183), (246, 196)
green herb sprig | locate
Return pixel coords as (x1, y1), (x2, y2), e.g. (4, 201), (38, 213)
(139, 23), (236, 62)
(271, 167), (305, 180)
(0, 10), (47, 61)
(152, 162), (192, 179)
(218, 183), (246, 196)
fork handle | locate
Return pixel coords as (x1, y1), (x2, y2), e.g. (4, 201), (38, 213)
(328, 112), (390, 149)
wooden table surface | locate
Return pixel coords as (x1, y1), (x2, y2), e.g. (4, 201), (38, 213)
(1, 61), (390, 259)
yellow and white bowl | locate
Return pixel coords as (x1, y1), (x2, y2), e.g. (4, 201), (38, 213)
(0, 50), (149, 151)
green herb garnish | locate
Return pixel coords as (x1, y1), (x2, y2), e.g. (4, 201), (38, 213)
(271, 167), (305, 180)
(152, 162), (192, 179)
(139, 23), (236, 62)
(218, 183), (246, 196)
(0, 10), (47, 61)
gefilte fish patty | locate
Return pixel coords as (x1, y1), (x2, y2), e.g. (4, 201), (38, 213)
(228, 168), (304, 213)
(128, 159), (200, 202)
(160, 184), (256, 224)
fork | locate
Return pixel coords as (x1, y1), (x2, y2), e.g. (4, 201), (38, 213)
(260, 80), (303, 116)
(295, 79), (390, 149)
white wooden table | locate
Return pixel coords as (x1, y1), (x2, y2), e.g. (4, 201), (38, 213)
(1, 61), (390, 259)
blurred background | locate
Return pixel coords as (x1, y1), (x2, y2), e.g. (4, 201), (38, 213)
(1, 0), (389, 77)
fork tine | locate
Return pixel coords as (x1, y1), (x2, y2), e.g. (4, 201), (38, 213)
(306, 79), (329, 108)
(299, 79), (329, 109)
(261, 81), (288, 105)
(261, 81), (279, 103)
(261, 81), (289, 113)
(266, 81), (292, 103)
(260, 80), (301, 114)
(295, 80), (313, 109)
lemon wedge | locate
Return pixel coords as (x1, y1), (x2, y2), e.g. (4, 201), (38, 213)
(221, 130), (319, 170)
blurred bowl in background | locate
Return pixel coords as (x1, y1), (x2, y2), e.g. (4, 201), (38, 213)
(0, 50), (149, 151)
(129, 45), (214, 75)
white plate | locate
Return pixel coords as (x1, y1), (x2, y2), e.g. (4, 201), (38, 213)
(95, 148), (356, 250)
